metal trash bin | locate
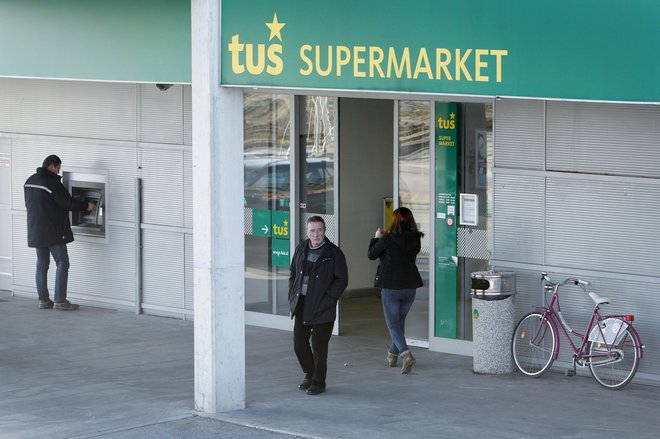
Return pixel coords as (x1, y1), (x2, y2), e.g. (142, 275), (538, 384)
(471, 271), (516, 374)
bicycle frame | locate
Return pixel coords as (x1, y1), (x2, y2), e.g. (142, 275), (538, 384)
(532, 280), (643, 366)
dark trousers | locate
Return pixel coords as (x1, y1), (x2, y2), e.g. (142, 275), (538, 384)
(293, 301), (334, 389)
(35, 244), (70, 303)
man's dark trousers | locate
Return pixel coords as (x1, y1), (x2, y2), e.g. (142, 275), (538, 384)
(293, 298), (334, 389)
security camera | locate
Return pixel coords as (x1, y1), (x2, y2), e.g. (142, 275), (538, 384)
(156, 84), (173, 91)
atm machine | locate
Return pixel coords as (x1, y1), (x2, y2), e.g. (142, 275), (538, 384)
(62, 169), (108, 242)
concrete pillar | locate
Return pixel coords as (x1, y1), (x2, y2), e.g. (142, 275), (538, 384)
(191, 0), (245, 412)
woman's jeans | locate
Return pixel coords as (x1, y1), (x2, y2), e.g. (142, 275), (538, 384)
(35, 244), (70, 303)
(381, 288), (417, 355)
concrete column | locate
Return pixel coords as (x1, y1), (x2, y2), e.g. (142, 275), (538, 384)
(191, 0), (245, 412)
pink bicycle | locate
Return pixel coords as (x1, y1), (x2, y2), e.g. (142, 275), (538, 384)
(512, 272), (644, 389)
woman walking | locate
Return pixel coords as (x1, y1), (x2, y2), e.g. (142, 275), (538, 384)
(368, 207), (424, 374)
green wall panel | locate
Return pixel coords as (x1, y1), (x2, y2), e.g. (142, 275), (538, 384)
(0, 0), (190, 83)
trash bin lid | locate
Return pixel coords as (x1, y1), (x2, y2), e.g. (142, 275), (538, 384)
(471, 271), (516, 296)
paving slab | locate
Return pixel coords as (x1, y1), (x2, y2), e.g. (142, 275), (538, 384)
(1, 293), (659, 439)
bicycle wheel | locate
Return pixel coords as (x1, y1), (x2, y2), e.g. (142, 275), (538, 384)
(512, 312), (556, 377)
(588, 324), (640, 390)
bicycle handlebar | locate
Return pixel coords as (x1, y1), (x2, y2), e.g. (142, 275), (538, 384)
(541, 272), (590, 289)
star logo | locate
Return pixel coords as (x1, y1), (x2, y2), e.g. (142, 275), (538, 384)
(266, 13), (285, 42)
(450, 112), (456, 119)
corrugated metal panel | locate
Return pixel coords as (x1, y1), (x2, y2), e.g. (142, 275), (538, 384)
(11, 217), (135, 303)
(67, 224), (136, 302)
(547, 102), (660, 178)
(546, 177), (660, 277)
(493, 174), (545, 264)
(139, 147), (184, 227)
(11, 216), (32, 289)
(139, 84), (184, 145)
(0, 78), (137, 141)
(183, 150), (193, 229)
(494, 99), (545, 170)
(183, 86), (192, 146)
(11, 136), (137, 222)
(493, 267), (543, 322)
(142, 229), (184, 308)
(184, 233), (193, 311)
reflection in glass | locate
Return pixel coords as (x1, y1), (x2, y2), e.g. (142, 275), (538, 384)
(398, 100), (430, 342)
(244, 93), (291, 316)
(300, 96), (335, 215)
(298, 96), (337, 242)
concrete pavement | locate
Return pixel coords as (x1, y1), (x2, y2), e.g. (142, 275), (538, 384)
(1, 292), (659, 439)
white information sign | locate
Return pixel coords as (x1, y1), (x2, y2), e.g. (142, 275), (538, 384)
(459, 193), (478, 226)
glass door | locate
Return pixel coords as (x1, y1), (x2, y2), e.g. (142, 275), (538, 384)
(296, 95), (339, 331)
(397, 100), (431, 344)
(296, 96), (337, 243)
(456, 103), (493, 340)
(243, 93), (292, 326)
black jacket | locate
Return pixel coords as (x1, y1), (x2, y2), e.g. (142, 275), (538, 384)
(289, 239), (348, 325)
(24, 167), (88, 248)
(368, 231), (423, 290)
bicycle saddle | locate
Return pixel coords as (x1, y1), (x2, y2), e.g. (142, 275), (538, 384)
(589, 291), (610, 305)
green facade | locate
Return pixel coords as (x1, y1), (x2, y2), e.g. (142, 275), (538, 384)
(0, 0), (191, 83)
(221, 0), (660, 102)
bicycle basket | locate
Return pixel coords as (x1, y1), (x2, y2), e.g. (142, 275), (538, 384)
(588, 318), (628, 345)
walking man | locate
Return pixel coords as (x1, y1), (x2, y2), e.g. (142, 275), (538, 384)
(289, 216), (348, 395)
(24, 155), (95, 310)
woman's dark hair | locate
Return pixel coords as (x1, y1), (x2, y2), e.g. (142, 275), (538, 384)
(387, 207), (424, 237)
(42, 155), (62, 168)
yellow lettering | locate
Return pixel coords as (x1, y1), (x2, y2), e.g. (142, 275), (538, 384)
(455, 49), (473, 81)
(266, 44), (283, 75)
(387, 47), (411, 79)
(228, 35), (245, 74)
(369, 47), (385, 78)
(315, 45), (333, 77)
(245, 44), (266, 75)
(490, 49), (508, 82)
(353, 46), (366, 78)
(475, 49), (489, 82)
(435, 48), (452, 80)
(413, 48), (433, 80)
(336, 45), (351, 77)
(299, 45), (313, 75)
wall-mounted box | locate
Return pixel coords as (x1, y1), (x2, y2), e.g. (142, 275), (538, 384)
(62, 168), (108, 243)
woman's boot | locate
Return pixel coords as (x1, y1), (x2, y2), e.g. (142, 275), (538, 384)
(386, 351), (398, 367)
(400, 350), (416, 374)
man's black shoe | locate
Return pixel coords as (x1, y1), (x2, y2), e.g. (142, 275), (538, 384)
(306, 386), (325, 395)
(298, 378), (312, 390)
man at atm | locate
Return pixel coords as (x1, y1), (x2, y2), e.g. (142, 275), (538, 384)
(24, 155), (96, 311)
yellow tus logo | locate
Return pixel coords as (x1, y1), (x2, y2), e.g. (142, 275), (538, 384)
(273, 219), (289, 237)
(227, 13), (285, 76)
(437, 112), (456, 130)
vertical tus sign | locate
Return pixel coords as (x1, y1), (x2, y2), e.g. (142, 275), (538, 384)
(435, 102), (458, 339)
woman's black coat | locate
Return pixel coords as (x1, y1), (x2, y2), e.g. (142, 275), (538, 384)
(368, 231), (423, 290)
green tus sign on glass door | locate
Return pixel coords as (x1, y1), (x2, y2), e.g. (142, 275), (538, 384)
(221, 0), (660, 102)
(251, 209), (291, 267)
(435, 102), (458, 339)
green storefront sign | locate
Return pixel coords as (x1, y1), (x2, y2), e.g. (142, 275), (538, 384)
(221, 0), (660, 103)
(252, 209), (290, 267)
(435, 102), (458, 338)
